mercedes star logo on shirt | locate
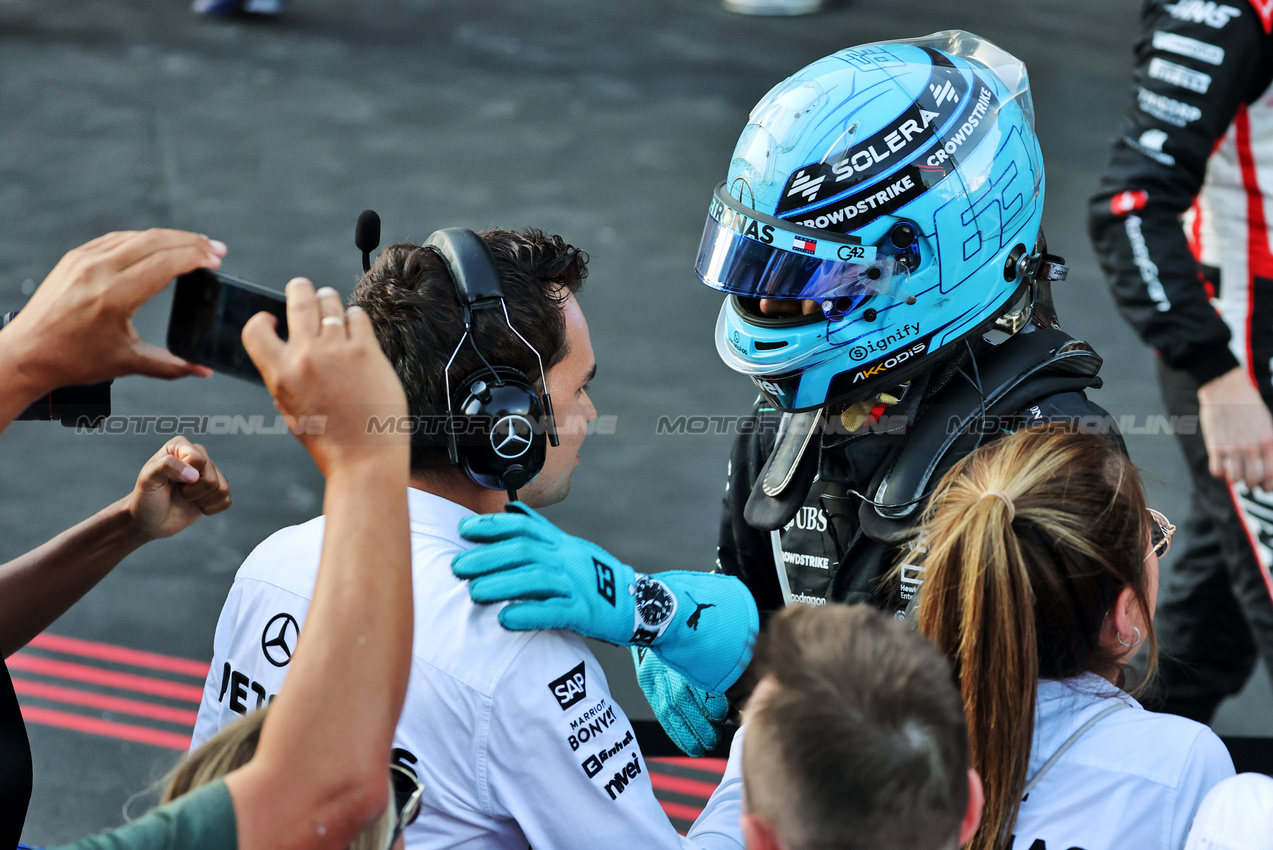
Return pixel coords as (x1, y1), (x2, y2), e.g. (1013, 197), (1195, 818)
(261, 612), (300, 667)
(491, 415), (534, 459)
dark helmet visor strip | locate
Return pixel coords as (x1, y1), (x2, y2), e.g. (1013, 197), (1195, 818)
(695, 182), (906, 306)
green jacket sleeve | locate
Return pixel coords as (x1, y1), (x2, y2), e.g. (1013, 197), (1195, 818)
(53, 779), (236, 850)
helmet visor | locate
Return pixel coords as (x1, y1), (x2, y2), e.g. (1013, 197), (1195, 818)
(695, 182), (903, 305)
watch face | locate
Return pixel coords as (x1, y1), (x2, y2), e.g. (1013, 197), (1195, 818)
(634, 577), (675, 626)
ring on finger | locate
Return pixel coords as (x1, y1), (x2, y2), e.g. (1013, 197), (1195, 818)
(321, 316), (346, 328)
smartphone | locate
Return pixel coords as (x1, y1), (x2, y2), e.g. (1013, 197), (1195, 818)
(167, 269), (289, 384)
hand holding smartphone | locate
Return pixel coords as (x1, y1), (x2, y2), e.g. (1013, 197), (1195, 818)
(167, 269), (289, 384)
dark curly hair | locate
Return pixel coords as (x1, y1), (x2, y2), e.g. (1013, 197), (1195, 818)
(351, 228), (588, 472)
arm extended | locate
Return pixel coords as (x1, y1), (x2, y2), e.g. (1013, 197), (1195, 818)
(224, 282), (412, 850)
(0, 437), (231, 657)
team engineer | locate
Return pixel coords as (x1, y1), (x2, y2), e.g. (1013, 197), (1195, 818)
(191, 227), (750, 848)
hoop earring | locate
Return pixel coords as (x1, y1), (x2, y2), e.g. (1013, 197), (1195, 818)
(1117, 626), (1142, 649)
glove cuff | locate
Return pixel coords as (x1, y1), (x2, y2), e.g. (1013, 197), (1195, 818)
(645, 571), (759, 693)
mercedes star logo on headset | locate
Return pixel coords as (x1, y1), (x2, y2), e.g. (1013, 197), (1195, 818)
(491, 414), (534, 459)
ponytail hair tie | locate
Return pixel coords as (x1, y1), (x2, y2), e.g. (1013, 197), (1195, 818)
(980, 489), (1015, 523)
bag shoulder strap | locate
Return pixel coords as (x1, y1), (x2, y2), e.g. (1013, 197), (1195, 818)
(1022, 702), (1129, 797)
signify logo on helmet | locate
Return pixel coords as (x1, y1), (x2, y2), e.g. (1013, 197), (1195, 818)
(850, 337), (930, 384)
(847, 323), (921, 361)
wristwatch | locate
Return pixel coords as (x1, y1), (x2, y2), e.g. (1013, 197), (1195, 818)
(630, 575), (678, 646)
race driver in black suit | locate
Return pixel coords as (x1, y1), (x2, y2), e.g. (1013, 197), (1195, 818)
(1090, 0), (1273, 724)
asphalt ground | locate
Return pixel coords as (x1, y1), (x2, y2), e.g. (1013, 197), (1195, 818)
(1, 0), (1269, 841)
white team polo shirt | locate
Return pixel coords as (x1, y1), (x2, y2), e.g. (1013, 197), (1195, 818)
(1011, 674), (1235, 850)
(191, 488), (743, 849)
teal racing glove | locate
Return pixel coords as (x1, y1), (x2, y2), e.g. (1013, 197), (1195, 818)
(453, 503), (759, 694)
(633, 647), (728, 757)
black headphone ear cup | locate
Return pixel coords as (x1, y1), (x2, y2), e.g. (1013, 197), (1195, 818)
(451, 367), (547, 492)
(427, 226), (554, 493)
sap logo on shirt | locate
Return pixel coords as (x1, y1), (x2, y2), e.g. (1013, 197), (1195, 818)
(582, 729), (635, 778)
(604, 752), (644, 800)
(549, 662), (587, 711)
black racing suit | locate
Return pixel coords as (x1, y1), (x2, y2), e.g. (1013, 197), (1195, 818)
(717, 330), (1116, 624)
(0, 658), (32, 846)
(1089, 0), (1273, 722)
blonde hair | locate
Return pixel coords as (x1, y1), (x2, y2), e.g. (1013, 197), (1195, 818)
(164, 708), (393, 849)
(904, 425), (1157, 850)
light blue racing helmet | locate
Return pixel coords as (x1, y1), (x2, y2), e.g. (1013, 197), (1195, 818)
(694, 31), (1048, 412)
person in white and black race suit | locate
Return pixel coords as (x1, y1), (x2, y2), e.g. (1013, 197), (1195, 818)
(192, 227), (753, 849)
(448, 31), (1127, 759)
(1090, 0), (1273, 724)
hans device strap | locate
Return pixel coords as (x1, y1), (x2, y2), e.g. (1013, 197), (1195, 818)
(741, 327), (1106, 539)
(863, 326), (1105, 537)
(744, 410), (823, 532)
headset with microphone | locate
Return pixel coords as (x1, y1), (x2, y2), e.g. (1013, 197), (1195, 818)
(355, 211), (559, 501)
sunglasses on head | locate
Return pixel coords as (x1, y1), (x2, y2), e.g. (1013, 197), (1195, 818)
(1147, 508), (1175, 560)
(387, 763), (424, 848)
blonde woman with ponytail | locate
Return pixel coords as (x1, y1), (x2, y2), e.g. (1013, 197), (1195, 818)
(910, 425), (1233, 850)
